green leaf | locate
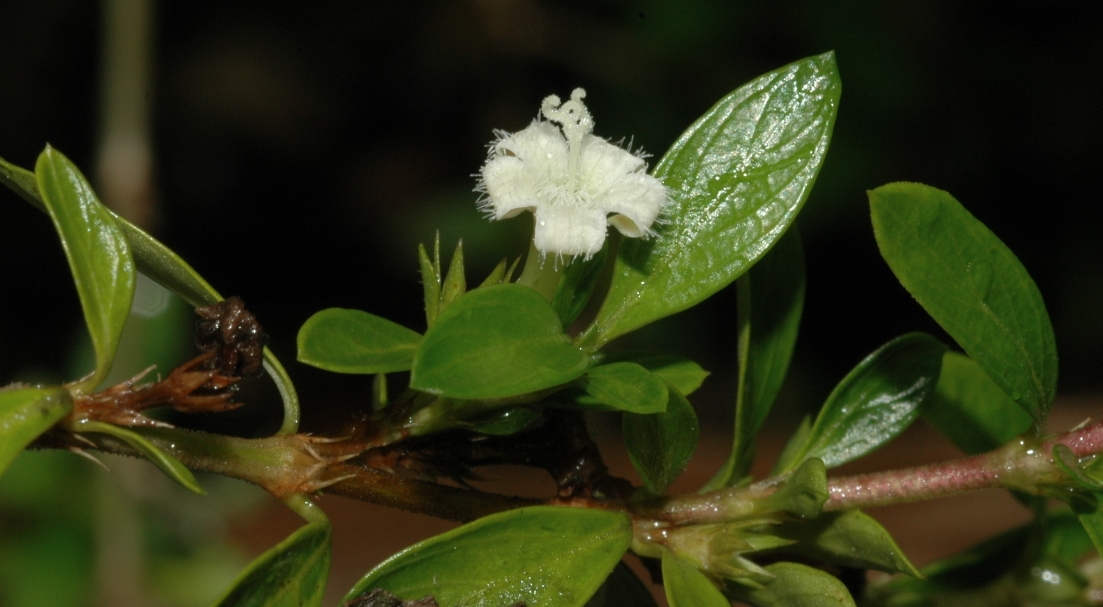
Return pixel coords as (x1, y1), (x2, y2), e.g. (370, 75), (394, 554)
(624, 383), (700, 494)
(591, 351), (709, 396)
(581, 52), (840, 349)
(439, 239), (466, 313)
(2, 153), (300, 434)
(36, 147), (135, 392)
(774, 333), (945, 473)
(418, 242), (441, 327)
(922, 351), (1032, 455)
(78, 421), (203, 495)
(580, 362), (669, 414)
(210, 520), (330, 607)
(726, 562), (855, 607)
(344, 506), (632, 607)
(662, 550), (730, 607)
(764, 510), (920, 577)
(553, 246), (608, 329)
(869, 182), (1058, 426)
(757, 458), (828, 520)
(706, 227), (805, 490)
(410, 284), (589, 399)
(1080, 503), (1103, 557)
(0, 387), (72, 478)
(584, 561), (658, 607)
(466, 407), (540, 435)
(479, 258), (509, 288)
(297, 308), (422, 374)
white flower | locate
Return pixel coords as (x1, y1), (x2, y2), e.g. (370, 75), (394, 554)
(478, 88), (669, 259)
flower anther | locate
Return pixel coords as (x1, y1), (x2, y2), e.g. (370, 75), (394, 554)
(478, 88), (669, 259)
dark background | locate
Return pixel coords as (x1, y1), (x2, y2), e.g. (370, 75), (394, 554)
(1, 1), (1100, 434)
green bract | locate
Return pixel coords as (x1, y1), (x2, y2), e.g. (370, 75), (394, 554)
(581, 52), (840, 349)
(410, 283), (589, 399)
(869, 182), (1058, 427)
(663, 550), (730, 607)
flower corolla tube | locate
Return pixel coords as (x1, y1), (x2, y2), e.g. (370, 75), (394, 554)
(478, 88), (669, 259)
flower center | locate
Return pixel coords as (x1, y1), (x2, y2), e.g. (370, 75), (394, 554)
(541, 88), (593, 193)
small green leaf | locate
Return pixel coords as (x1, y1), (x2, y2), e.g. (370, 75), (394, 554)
(1053, 445), (1103, 492)
(581, 53), (840, 349)
(1078, 510), (1103, 559)
(580, 362), (669, 414)
(726, 562), (856, 607)
(663, 550), (730, 607)
(78, 421), (203, 495)
(372, 373), (388, 411)
(210, 520), (331, 607)
(585, 561), (658, 607)
(439, 239), (466, 313)
(775, 333), (945, 473)
(764, 510), (920, 577)
(297, 308), (422, 374)
(591, 351), (709, 396)
(467, 407), (540, 435)
(624, 383), (700, 494)
(36, 147), (136, 392)
(869, 182), (1058, 426)
(758, 458), (828, 520)
(0, 387), (72, 478)
(479, 258), (509, 288)
(706, 227), (805, 490)
(418, 242), (441, 327)
(553, 246), (608, 329)
(410, 284), (589, 399)
(344, 506), (632, 607)
(922, 351), (1032, 455)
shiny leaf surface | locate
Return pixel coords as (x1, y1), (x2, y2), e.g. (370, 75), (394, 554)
(582, 53), (839, 348)
(765, 510), (920, 577)
(870, 182), (1057, 426)
(210, 520), (331, 607)
(580, 362), (669, 413)
(775, 333), (945, 473)
(590, 351), (709, 396)
(36, 147), (135, 392)
(344, 506), (632, 607)
(727, 562), (856, 607)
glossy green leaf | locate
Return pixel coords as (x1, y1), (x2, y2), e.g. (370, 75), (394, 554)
(553, 246), (608, 329)
(624, 383), (700, 494)
(580, 362), (669, 414)
(344, 506), (632, 607)
(581, 53), (840, 349)
(410, 284), (589, 399)
(590, 351), (709, 396)
(77, 421), (203, 494)
(297, 308), (422, 374)
(775, 333), (945, 473)
(706, 228), (805, 490)
(727, 562), (855, 607)
(36, 147), (135, 392)
(0, 387), (72, 478)
(663, 550), (729, 607)
(764, 510), (920, 577)
(2, 152), (300, 435)
(210, 520), (330, 607)
(439, 239), (466, 313)
(869, 182), (1057, 426)
(584, 561), (658, 607)
(922, 351), (1032, 455)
